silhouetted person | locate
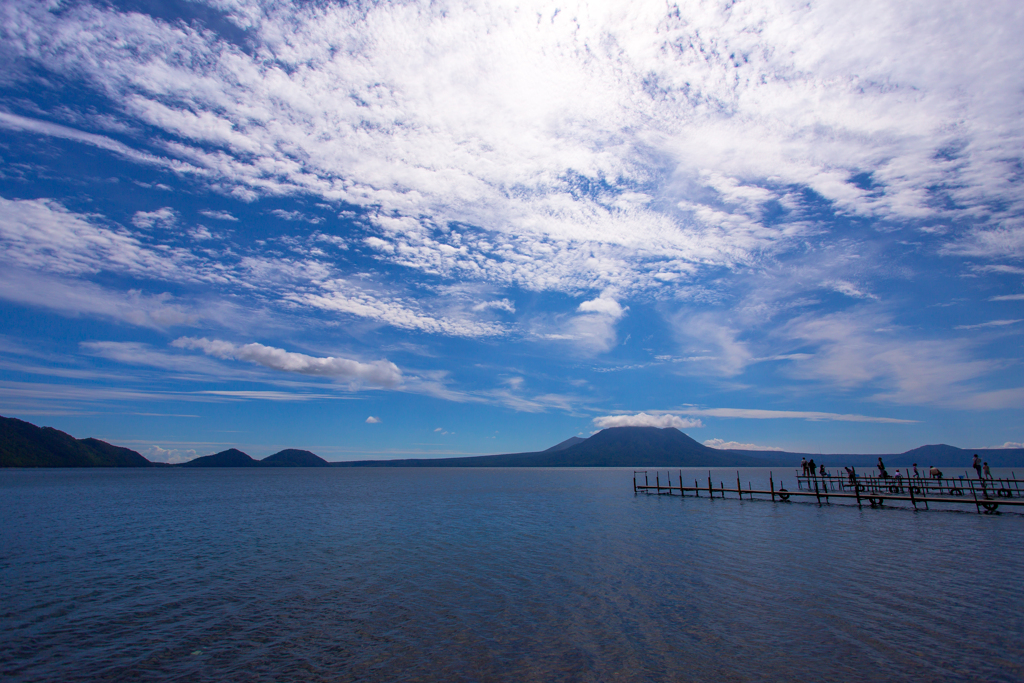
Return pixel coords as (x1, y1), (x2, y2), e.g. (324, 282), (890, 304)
(983, 462), (992, 479)
(972, 454), (982, 479)
(929, 465), (942, 479)
(877, 457), (888, 479)
(912, 463), (920, 478)
(801, 457), (808, 476)
(808, 458), (816, 476)
(819, 463), (826, 476)
(845, 466), (856, 484)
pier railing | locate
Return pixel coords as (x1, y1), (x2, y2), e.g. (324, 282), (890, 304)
(632, 470), (1024, 513)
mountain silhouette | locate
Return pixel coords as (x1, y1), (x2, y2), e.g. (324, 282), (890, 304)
(0, 415), (152, 467)
(545, 436), (586, 452)
(180, 448), (259, 467)
(4, 414), (1022, 469)
(333, 427), (786, 467)
(261, 449), (330, 467)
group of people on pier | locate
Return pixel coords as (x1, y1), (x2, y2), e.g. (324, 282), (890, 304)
(799, 454), (995, 481)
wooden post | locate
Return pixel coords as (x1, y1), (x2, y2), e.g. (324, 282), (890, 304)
(633, 472), (636, 494)
(656, 472), (660, 494)
(854, 476), (861, 509)
(968, 478), (981, 514)
(737, 471), (743, 500)
(909, 480), (917, 510)
(813, 477), (821, 505)
(695, 479), (700, 497)
(770, 472), (775, 501)
(708, 472), (713, 499)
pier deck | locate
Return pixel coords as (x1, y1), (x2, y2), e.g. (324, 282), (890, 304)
(633, 470), (1024, 513)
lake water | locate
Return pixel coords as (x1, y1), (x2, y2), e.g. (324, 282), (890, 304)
(2, 467), (1022, 682)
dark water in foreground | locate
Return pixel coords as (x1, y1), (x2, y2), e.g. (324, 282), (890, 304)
(2, 468), (1022, 682)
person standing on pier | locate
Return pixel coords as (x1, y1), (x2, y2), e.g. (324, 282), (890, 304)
(929, 465), (942, 479)
(983, 462), (992, 479)
(913, 464), (920, 478)
(808, 458), (816, 477)
(877, 457), (888, 479)
(972, 454), (983, 478)
(819, 463), (826, 476)
(801, 457), (808, 476)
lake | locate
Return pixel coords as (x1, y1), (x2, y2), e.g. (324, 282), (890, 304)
(2, 467), (1022, 681)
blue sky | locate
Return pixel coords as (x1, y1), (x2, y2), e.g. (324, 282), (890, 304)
(1, 0), (1022, 462)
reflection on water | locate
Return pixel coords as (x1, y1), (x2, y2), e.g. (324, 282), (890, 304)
(2, 467), (1022, 682)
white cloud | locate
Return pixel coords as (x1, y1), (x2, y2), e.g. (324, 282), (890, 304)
(704, 438), (783, 452)
(954, 319), (1022, 330)
(543, 291), (629, 354)
(0, 110), (186, 171)
(827, 280), (878, 300)
(986, 441), (1023, 449)
(578, 293), (627, 319)
(8, 0), (1022, 293)
(680, 407), (915, 424)
(972, 265), (1024, 275)
(199, 209), (238, 221)
(196, 390), (347, 401)
(990, 294), (1024, 301)
(0, 197), (195, 280)
(172, 337), (403, 386)
(142, 445), (197, 464)
(189, 226), (214, 241)
(780, 309), (1005, 407)
(593, 412), (703, 430)
(366, 416), (382, 424)
(0, 269), (199, 329)
(132, 207), (177, 230)
(293, 282), (507, 338)
(472, 298), (516, 314)
(669, 312), (753, 376)
(271, 209), (321, 224)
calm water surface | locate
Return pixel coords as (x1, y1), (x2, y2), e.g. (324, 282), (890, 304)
(2, 467), (1022, 682)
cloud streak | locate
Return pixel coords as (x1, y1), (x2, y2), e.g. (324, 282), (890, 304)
(172, 337), (403, 387)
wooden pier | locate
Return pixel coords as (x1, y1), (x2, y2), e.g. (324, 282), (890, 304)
(633, 470), (1024, 513)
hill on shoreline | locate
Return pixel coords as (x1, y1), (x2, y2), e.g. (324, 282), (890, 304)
(3, 415), (1023, 468)
(0, 415), (152, 468)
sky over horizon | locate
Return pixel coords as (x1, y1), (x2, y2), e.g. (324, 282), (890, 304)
(1, 0), (1023, 462)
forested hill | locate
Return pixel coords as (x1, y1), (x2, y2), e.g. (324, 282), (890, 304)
(0, 415), (152, 467)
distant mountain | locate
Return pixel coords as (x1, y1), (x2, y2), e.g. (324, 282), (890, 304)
(5, 414), (1021, 470)
(545, 436), (586, 452)
(180, 448), (259, 467)
(719, 444), (1024, 469)
(333, 427), (789, 467)
(896, 444), (1024, 469)
(261, 449), (330, 467)
(178, 448), (330, 467)
(0, 415), (152, 467)
(519, 427), (780, 467)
